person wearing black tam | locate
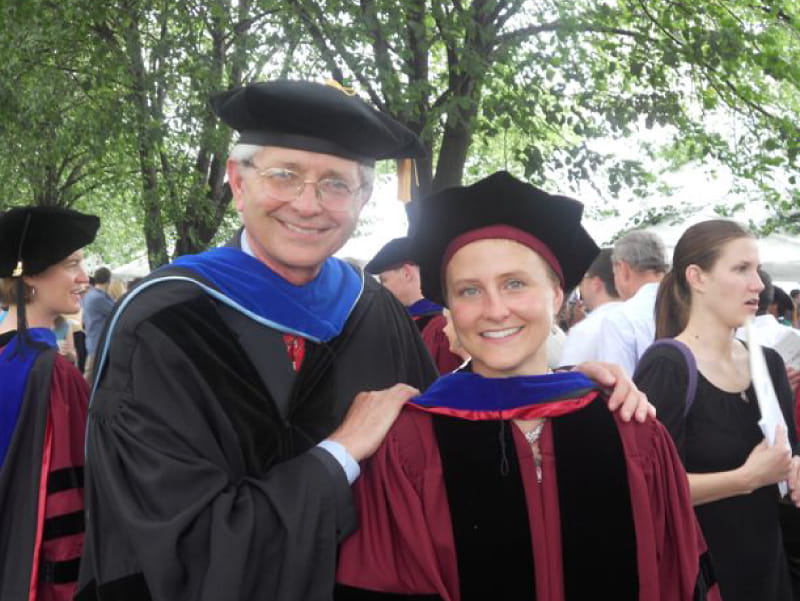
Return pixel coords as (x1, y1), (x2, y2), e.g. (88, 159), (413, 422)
(367, 237), (463, 374)
(336, 172), (720, 601)
(0, 206), (97, 601)
(76, 79), (439, 601)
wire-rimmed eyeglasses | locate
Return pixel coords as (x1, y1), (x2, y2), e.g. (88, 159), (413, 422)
(241, 161), (363, 211)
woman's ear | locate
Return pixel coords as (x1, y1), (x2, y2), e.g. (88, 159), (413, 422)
(552, 285), (565, 315)
(685, 264), (705, 292)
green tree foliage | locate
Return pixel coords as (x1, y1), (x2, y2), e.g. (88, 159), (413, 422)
(0, 3), (118, 209)
(285, 0), (800, 220)
(1, 0), (798, 265)
(77, 0), (303, 267)
(1, 0), (300, 268)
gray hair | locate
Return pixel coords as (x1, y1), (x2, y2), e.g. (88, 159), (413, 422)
(612, 230), (668, 273)
(229, 143), (375, 202)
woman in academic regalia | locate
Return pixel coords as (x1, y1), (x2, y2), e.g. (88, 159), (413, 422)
(0, 206), (98, 601)
(335, 172), (720, 601)
(634, 220), (800, 601)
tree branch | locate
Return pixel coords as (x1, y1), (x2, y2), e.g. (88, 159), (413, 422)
(360, 0), (402, 107)
(287, 0), (386, 110)
(496, 20), (653, 51)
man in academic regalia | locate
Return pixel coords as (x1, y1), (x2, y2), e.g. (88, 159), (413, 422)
(367, 237), (463, 373)
(77, 81), (653, 601)
(76, 81), (438, 601)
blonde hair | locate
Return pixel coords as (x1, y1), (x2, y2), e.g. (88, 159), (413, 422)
(107, 278), (127, 301)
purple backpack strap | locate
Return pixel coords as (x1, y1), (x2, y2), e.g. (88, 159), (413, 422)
(648, 338), (698, 416)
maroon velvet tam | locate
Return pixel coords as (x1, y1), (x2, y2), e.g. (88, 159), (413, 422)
(441, 224), (565, 287)
(412, 171), (599, 305)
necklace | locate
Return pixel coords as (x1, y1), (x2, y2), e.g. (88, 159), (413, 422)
(523, 420), (546, 445)
(523, 419), (546, 483)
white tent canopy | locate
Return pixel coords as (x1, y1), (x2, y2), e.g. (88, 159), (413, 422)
(112, 255), (150, 280)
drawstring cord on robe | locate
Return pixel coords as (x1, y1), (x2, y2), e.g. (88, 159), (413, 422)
(498, 421), (510, 476)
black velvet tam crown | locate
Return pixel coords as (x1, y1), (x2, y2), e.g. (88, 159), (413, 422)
(211, 80), (425, 164)
(413, 171), (599, 305)
(365, 237), (415, 274)
(0, 206), (99, 277)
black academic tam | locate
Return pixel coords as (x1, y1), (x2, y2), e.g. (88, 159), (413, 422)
(0, 206), (99, 277)
(365, 237), (414, 275)
(211, 80), (425, 164)
(412, 171), (599, 305)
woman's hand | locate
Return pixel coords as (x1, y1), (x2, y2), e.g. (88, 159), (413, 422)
(740, 424), (793, 492)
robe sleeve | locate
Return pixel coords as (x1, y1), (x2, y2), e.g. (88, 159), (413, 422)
(639, 420), (721, 601)
(81, 320), (356, 601)
(49, 354), (90, 479)
(336, 411), (458, 601)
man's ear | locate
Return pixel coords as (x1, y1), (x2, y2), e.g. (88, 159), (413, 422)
(588, 275), (602, 298)
(227, 158), (246, 212)
(612, 261), (628, 289)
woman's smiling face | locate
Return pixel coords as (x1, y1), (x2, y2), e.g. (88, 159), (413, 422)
(445, 238), (563, 378)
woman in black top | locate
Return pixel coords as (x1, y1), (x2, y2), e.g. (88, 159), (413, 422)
(635, 219), (800, 601)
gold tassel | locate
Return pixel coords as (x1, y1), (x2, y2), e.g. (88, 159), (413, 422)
(323, 79), (356, 96)
(397, 158), (417, 203)
(12, 260), (23, 277)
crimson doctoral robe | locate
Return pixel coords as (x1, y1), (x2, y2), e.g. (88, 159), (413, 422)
(337, 393), (719, 601)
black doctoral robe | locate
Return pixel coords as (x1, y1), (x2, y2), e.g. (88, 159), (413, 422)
(76, 259), (437, 601)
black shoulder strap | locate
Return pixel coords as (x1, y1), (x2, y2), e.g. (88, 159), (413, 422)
(636, 338), (698, 416)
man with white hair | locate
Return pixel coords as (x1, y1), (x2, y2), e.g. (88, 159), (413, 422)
(77, 80), (439, 601)
(597, 230), (668, 375)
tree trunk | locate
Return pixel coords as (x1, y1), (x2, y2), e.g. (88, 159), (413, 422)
(173, 0), (253, 256)
(432, 76), (483, 193)
(123, 16), (168, 269)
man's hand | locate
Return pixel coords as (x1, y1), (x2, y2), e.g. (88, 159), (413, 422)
(786, 367), (800, 395)
(574, 361), (655, 423)
(328, 384), (420, 462)
(788, 456), (800, 507)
